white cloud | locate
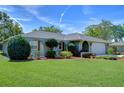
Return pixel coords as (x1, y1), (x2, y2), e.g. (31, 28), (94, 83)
(10, 17), (24, 28)
(59, 5), (71, 25)
(89, 17), (98, 21)
(23, 6), (83, 34)
(112, 19), (124, 25)
(87, 17), (101, 24)
(38, 16), (82, 34)
(82, 5), (93, 15)
(0, 7), (11, 12)
(23, 5), (44, 10)
(0, 6), (15, 12)
(23, 6), (105, 34)
(14, 18), (31, 21)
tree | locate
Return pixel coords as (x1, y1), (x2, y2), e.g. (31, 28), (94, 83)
(111, 25), (124, 42)
(84, 20), (124, 42)
(99, 20), (113, 40)
(0, 11), (23, 42)
(13, 22), (23, 35)
(32, 25), (62, 33)
(84, 20), (113, 40)
(32, 29), (38, 32)
(45, 39), (58, 49)
(85, 25), (102, 39)
(45, 39), (58, 58)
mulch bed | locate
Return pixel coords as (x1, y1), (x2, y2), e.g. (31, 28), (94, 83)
(34, 57), (82, 60)
(33, 56), (124, 60)
(102, 57), (124, 60)
(117, 58), (124, 60)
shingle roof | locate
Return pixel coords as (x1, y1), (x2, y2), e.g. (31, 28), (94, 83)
(110, 42), (124, 46)
(23, 31), (65, 40)
(24, 31), (110, 43)
(65, 33), (110, 43)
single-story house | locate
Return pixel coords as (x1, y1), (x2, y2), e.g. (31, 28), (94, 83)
(2, 31), (110, 58)
(110, 42), (124, 53)
(24, 31), (110, 58)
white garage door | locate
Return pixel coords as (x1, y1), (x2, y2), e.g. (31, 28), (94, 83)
(91, 43), (105, 55)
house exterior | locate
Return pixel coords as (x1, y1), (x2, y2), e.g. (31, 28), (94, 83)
(2, 31), (110, 58)
(22, 31), (110, 58)
(110, 42), (124, 53)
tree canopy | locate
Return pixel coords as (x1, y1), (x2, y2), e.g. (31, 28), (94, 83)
(45, 39), (58, 49)
(84, 19), (124, 42)
(0, 11), (23, 42)
(32, 25), (63, 33)
(111, 25), (124, 42)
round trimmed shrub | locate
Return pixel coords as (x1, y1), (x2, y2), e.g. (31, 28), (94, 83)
(46, 49), (56, 58)
(45, 39), (58, 49)
(68, 43), (76, 51)
(45, 39), (58, 58)
(107, 47), (117, 54)
(60, 51), (73, 59)
(7, 35), (31, 60)
(68, 43), (79, 56)
(107, 47), (114, 54)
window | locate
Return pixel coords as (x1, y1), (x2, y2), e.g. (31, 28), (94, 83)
(30, 40), (38, 50)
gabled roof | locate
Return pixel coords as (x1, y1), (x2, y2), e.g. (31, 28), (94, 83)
(24, 31), (110, 43)
(110, 42), (124, 46)
(65, 33), (110, 43)
(23, 31), (65, 40)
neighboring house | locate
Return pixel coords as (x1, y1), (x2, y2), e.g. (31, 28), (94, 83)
(23, 31), (109, 58)
(2, 31), (110, 58)
(110, 42), (124, 53)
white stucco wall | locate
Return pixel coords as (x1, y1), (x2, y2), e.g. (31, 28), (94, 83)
(79, 41), (83, 51)
(91, 43), (106, 55)
(28, 38), (46, 58)
(27, 38), (67, 57)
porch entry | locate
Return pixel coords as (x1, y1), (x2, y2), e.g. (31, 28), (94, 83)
(81, 41), (92, 57)
(82, 41), (89, 52)
(59, 41), (65, 51)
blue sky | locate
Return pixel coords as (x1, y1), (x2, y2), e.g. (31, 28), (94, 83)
(0, 5), (124, 34)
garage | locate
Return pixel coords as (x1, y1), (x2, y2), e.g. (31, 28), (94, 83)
(91, 43), (106, 55)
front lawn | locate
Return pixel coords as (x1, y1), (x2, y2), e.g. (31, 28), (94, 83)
(0, 54), (124, 87)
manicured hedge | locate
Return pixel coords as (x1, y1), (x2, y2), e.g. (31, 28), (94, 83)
(7, 35), (31, 60)
(45, 39), (58, 49)
(68, 43), (80, 56)
(60, 51), (73, 58)
(46, 49), (56, 58)
(107, 47), (114, 54)
(45, 39), (58, 58)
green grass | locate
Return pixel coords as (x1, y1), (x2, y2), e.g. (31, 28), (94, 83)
(1, 54), (124, 87)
